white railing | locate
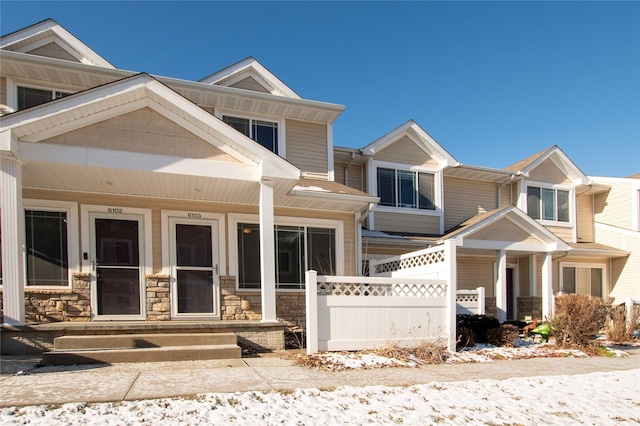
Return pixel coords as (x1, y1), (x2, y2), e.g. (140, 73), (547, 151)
(456, 288), (486, 315)
(306, 271), (456, 354)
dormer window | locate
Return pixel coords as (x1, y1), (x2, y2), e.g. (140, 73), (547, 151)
(527, 186), (570, 222)
(222, 115), (279, 154)
(17, 86), (72, 110)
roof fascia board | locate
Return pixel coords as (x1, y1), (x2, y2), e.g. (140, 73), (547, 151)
(289, 187), (379, 204)
(0, 51), (345, 120)
(200, 57), (301, 99)
(1, 20), (114, 68)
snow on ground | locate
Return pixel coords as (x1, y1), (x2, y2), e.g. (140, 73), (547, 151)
(1, 369), (639, 425)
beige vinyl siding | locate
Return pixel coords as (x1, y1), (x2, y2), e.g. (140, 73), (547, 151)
(373, 211), (440, 234)
(499, 183), (515, 208)
(594, 183), (633, 230)
(27, 42), (80, 62)
(46, 108), (239, 162)
(544, 225), (573, 242)
(519, 257), (530, 296)
(576, 194), (594, 243)
(285, 119), (328, 175)
(443, 177), (498, 231)
(471, 220), (541, 244)
(457, 256), (495, 296)
(229, 77), (271, 94)
(374, 136), (438, 167)
(0, 76), (6, 108)
(22, 189), (358, 278)
(334, 162), (365, 192)
(528, 159), (572, 185)
(595, 225), (640, 303)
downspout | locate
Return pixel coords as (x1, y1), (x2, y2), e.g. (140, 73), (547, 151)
(356, 202), (375, 276)
(344, 151), (356, 187)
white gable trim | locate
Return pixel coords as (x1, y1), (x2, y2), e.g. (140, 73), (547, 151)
(521, 146), (589, 186)
(199, 57), (300, 99)
(1, 19), (114, 68)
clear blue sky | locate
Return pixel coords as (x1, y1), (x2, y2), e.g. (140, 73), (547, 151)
(2, 1), (639, 177)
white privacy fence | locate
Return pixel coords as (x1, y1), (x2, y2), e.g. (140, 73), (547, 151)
(456, 288), (486, 315)
(305, 270), (457, 354)
(370, 245), (449, 279)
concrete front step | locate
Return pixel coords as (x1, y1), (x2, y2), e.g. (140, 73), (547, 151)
(41, 344), (241, 365)
(53, 333), (237, 350)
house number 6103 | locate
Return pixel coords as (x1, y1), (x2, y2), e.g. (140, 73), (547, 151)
(188, 212), (202, 218)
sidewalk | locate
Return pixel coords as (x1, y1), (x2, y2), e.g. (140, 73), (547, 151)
(1, 349), (638, 408)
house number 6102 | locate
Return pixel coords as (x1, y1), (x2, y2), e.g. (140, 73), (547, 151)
(188, 212), (201, 218)
(107, 208), (123, 213)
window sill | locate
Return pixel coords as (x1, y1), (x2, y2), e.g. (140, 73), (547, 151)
(375, 206), (440, 216)
(24, 287), (74, 294)
(538, 220), (573, 228)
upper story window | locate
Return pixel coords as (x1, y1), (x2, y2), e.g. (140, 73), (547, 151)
(222, 115), (279, 154)
(527, 186), (570, 222)
(377, 167), (435, 210)
(17, 86), (72, 110)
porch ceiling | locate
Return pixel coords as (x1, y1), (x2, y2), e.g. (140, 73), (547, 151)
(22, 161), (294, 204)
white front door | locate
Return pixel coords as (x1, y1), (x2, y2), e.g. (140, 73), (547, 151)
(170, 218), (220, 319)
(90, 213), (145, 320)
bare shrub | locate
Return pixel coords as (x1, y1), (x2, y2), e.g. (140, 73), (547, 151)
(606, 304), (637, 343)
(551, 294), (607, 349)
(485, 324), (520, 347)
(456, 327), (475, 350)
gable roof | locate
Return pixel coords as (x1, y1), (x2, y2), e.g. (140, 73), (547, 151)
(0, 73), (300, 181)
(506, 145), (589, 185)
(199, 57), (301, 99)
(440, 205), (570, 252)
(0, 18), (114, 68)
(362, 120), (458, 168)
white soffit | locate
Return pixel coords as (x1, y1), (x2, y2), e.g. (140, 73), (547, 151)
(0, 19), (114, 68)
(199, 57), (301, 99)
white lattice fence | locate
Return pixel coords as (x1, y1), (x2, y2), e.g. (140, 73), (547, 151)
(306, 272), (456, 353)
(456, 288), (485, 315)
(370, 245), (448, 279)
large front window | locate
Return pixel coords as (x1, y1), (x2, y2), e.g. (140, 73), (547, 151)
(25, 210), (69, 286)
(17, 86), (72, 110)
(223, 115), (279, 154)
(237, 223), (335, 290)
(527, 186), (570, 222)
(561, 265), (603, 298)
(377, 168), (435, 210)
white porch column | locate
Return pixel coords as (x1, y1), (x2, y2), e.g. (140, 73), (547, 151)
(529, 254), (537, 297)
(1, 156), (25, 326)
(495, 250), (507, 323)
(259, 180), (277, 322)
(541, 252), (554, 320)
(445, 240), (457, 352)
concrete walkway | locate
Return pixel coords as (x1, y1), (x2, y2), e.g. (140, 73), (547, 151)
(1, 349), (638, 408)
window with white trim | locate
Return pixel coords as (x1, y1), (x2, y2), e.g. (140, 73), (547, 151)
(561, 265), (603, 298)
(25, 210), (69, 286)
(527, 186), (570, 222)
(377, 167), (435, 210)
(17, 86), (72, 110)
(222, 115), (279, 154)
(237, 223), (336, 290)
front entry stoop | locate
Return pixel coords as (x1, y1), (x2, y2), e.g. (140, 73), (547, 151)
(42, 333), (241, 365)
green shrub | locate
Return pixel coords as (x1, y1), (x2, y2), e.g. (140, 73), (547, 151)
(456, 314), (500, 343)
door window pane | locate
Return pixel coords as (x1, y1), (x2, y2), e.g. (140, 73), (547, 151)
(177, 270), (214, 313)
(563, 267), (576, 293)
(25, 210), (68, 286)
(275, 226), (304, 287)
(590, 268), (603, 298)
(96, 219), (139, 266)
(176, 224), (212, 267)
(97, 268), (141, 315)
